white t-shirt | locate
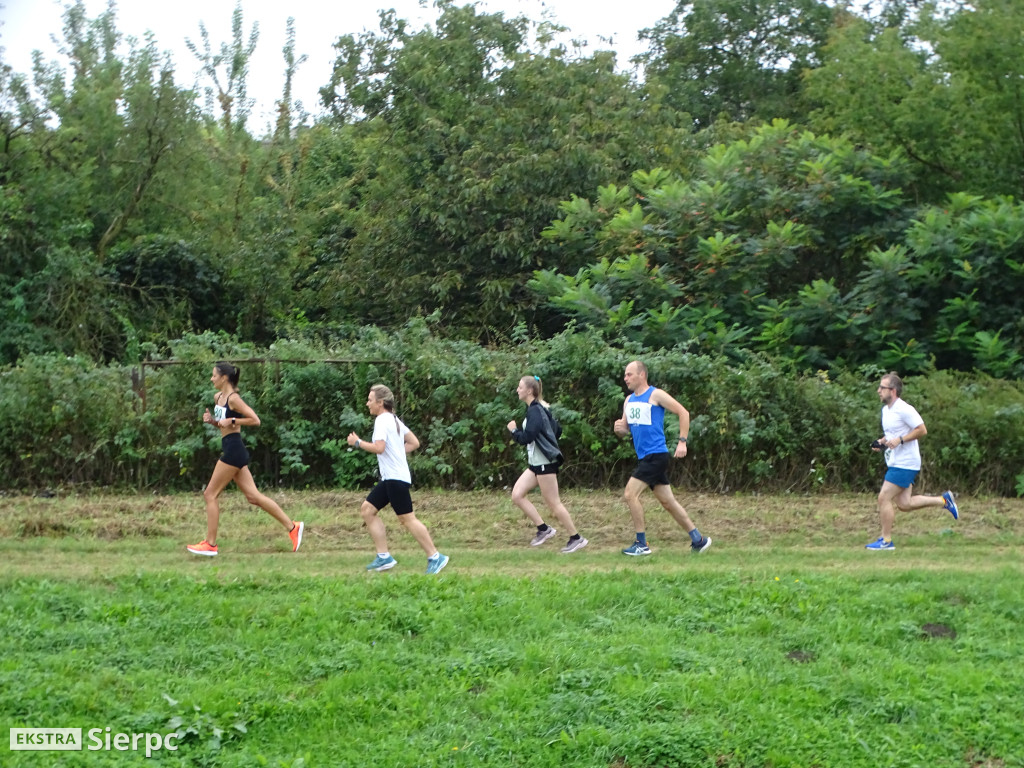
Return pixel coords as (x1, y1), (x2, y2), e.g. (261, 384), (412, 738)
(372, 412), (412, 483)
(881, 397), (924, 470)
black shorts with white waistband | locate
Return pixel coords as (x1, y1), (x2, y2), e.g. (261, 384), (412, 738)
(528, 460), (561, 476)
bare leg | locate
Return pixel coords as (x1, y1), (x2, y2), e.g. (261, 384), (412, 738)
(651, 484), (697, 532)
(537, 474), (578, 536)
(360, 501), (389, 554)
(510, 470), (544, 526)
(895, 486), (947, 511)
(876, 481), (904, 539)
(234, 466), (293, 529)
(623, 476), (650, 535)
(878, 482), (948, 538)
(202, 461), (239, 545)
(398, 512), (439, 558)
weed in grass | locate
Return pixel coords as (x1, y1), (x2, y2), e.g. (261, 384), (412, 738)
(160, 693), (248, 754)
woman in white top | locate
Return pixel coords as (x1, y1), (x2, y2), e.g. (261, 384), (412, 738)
(347, 384), (449, 574)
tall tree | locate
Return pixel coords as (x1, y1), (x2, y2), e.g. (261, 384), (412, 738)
(0, 58), (51, 282)
(185, 2), (257, 135)
(274, 16), (308, 142)
(639, 0), (836, 129)
(317, 1), (690, 335)
(0, 1), (216, 362)
(533, 122), (915, 366)
(179, 5), (318, 344)
(806, 0), (1024, 200)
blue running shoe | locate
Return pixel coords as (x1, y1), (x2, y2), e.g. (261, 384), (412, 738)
(691, 536), (712, 553)
(366, 554), (397, 571)
(622, 541), (652, 556)
(426, 553), (449, 575)
(865, 537), (895, 551)
(942, 491), (959, 520)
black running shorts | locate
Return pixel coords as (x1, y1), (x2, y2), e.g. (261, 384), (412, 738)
(219, 432), (250, 469)
(366, 479), (414, 515)
(631, 452), (671, 489)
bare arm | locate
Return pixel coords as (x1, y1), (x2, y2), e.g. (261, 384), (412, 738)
(404, 429), (420, 454)
(214, 393), (259, 431)
(226, 395), (261, 427)
(346, 432), (386, 454)
(613, 399), (630, 437)
(651, 388), (690, 458)
(885, 422), (927, 450)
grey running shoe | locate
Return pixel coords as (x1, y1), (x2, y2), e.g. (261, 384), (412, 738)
(560, 536), (589, 554)
(530, 527), (557, 546)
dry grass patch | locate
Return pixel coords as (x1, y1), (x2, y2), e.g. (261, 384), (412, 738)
(1, 488), (1022, 580)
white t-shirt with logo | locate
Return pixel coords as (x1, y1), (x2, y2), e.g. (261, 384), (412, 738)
(372, 412), (412, 483)
(881, 397), (924, 470)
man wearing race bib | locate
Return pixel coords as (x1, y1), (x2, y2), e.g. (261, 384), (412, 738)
(613, 361), (712, 557)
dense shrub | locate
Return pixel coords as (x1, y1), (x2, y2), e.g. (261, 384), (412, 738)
(1, 324), (1020, 495)
(0, 355), (135, 488)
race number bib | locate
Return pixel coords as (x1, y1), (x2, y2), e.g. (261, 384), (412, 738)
(626, 402), (653, 426)
(214, 404), (227, 421)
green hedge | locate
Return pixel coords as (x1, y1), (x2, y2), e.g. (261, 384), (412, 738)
(2, 323), (1021, 495)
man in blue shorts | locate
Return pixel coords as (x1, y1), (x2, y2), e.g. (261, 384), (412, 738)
(867, 372), (960, 550)
(613, 360), (711, 556)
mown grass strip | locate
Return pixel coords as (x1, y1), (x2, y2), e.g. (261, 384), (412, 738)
(3, 565), (1022, 767)
(2, 491), (1022, 766)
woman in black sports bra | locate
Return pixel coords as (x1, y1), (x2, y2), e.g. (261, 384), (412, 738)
(186, 361), (304, 557)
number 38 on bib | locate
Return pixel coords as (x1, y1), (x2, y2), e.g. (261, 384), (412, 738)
(627, 402), (653, 426)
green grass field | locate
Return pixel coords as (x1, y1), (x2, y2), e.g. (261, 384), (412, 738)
(2, 489), (1022, 767)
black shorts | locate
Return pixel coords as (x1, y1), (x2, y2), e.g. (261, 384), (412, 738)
(631, 452), (671, 489)
(528, 458), (562, 476)
(366, 479), (414, 516)
(219, 432), (249, 469)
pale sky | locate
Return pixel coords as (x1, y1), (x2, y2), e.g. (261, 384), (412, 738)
(0, 0), (677, 130)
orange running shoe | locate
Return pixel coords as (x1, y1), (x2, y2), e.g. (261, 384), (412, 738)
(186, 540), (218, 557)
(289, 521), (304, 552)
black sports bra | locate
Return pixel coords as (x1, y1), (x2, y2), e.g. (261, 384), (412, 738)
(213, 392), (243, 422)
